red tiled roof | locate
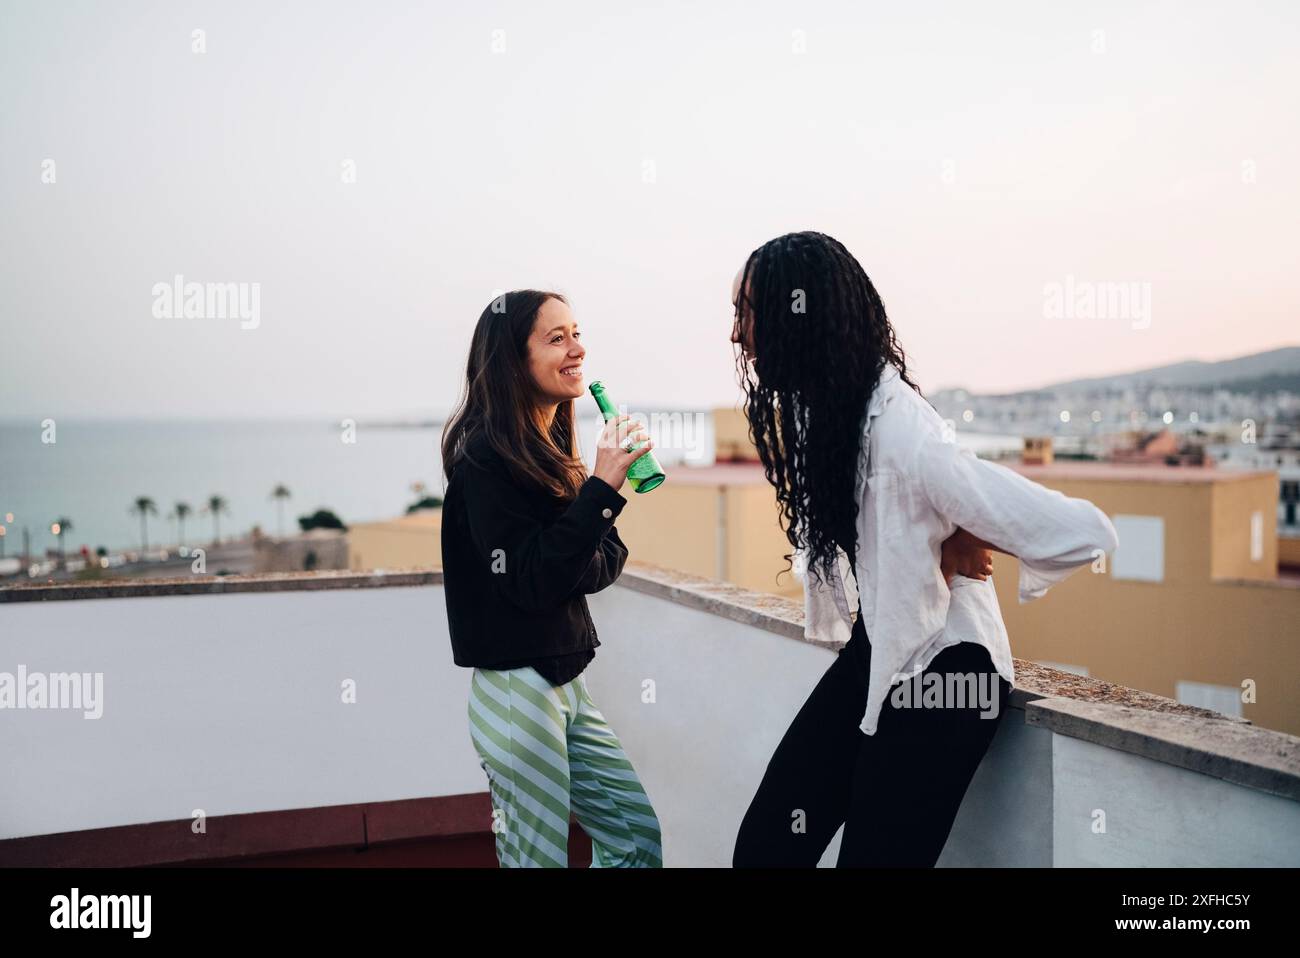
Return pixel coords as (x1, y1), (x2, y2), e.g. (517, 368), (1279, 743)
(664, 460), (1273, 486)
(1007, 462), (1275, 484)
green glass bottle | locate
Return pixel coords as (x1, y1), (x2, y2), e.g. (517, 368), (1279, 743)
(588, 381), (666, 493)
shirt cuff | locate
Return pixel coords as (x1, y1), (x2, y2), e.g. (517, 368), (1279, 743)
(582, 476), (628, 520)
(1017, 559), (1083, 604)
(799, 556), (853, 644)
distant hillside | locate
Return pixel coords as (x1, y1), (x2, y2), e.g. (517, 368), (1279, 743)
(1197, 372), (1300, 395)
(981, 346), (1300, 397)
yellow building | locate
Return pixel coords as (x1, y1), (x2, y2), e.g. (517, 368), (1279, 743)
(985, 462), (1297, 736)
(346, 509), (442, 572)
(607, 462), (803, 599)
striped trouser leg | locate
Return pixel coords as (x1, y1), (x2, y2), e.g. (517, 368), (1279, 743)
(568, 674), (663, 868)
(468, 667), (574, 868)
(466, 666), (663, 868)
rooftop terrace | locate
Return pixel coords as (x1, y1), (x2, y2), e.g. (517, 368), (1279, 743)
(2, 564), (1297, 867)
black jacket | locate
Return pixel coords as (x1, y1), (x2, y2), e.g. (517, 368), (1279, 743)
(441, 435), (630, 677)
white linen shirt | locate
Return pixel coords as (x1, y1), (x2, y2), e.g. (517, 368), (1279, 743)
(795, 362), (1120, 736)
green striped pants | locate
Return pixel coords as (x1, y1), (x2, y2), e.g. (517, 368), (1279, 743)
(468, 666), (663, 868)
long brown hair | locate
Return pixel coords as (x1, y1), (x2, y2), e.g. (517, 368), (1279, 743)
(442, 289), (587, 501)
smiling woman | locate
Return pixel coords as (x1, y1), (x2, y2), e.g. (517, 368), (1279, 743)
(442, 291), (588, 500)
(438, 288), (662, 868)
(528, 297), (588, 407)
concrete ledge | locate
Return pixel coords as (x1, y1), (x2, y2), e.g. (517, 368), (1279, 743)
(615, 561), (816, 645)
(1026, 696), (1300, 802)
(0, 568), (443, 602)
(618, 562), (1300, 799)
(615, 563), (1251, 723)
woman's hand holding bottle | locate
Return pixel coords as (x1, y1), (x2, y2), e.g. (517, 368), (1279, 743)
(593, 414), (653, 494)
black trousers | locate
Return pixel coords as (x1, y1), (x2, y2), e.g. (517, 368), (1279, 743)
(733, 615), (1012, 867)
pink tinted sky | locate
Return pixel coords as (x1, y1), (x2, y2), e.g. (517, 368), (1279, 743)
(1, 1), (1296, 419)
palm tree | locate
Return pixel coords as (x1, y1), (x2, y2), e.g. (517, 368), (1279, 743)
(205, 495), (229, 545)
(51, 517), (72, 570)
(270, 484), (292, 536)
(130, 497), (158, 552)
(172, 501), (192, 547)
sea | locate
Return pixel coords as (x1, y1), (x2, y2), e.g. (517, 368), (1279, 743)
(0, 415), (709, 555)
(0, 416), (1020, 556)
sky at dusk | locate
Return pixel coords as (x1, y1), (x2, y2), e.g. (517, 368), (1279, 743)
(3, 0), (1297, 420)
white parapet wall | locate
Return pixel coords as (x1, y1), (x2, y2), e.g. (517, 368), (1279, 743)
(584, 581), (1055, 866)
(0, 578), (483, 841)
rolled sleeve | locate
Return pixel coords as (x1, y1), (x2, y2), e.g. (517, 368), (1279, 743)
(796, 547), (854, 644)
(914, 434), (1119, 604)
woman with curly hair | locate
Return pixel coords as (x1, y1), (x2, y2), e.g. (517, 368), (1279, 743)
(729, 232), (1118, 867)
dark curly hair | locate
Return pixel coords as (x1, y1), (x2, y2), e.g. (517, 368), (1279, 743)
(732, 231), (923, 593)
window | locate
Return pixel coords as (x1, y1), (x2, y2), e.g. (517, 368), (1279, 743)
(1035, 661), (1089, 676)
(1110, 515), (1164, 582)
(1176, 680), (1243, 719)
